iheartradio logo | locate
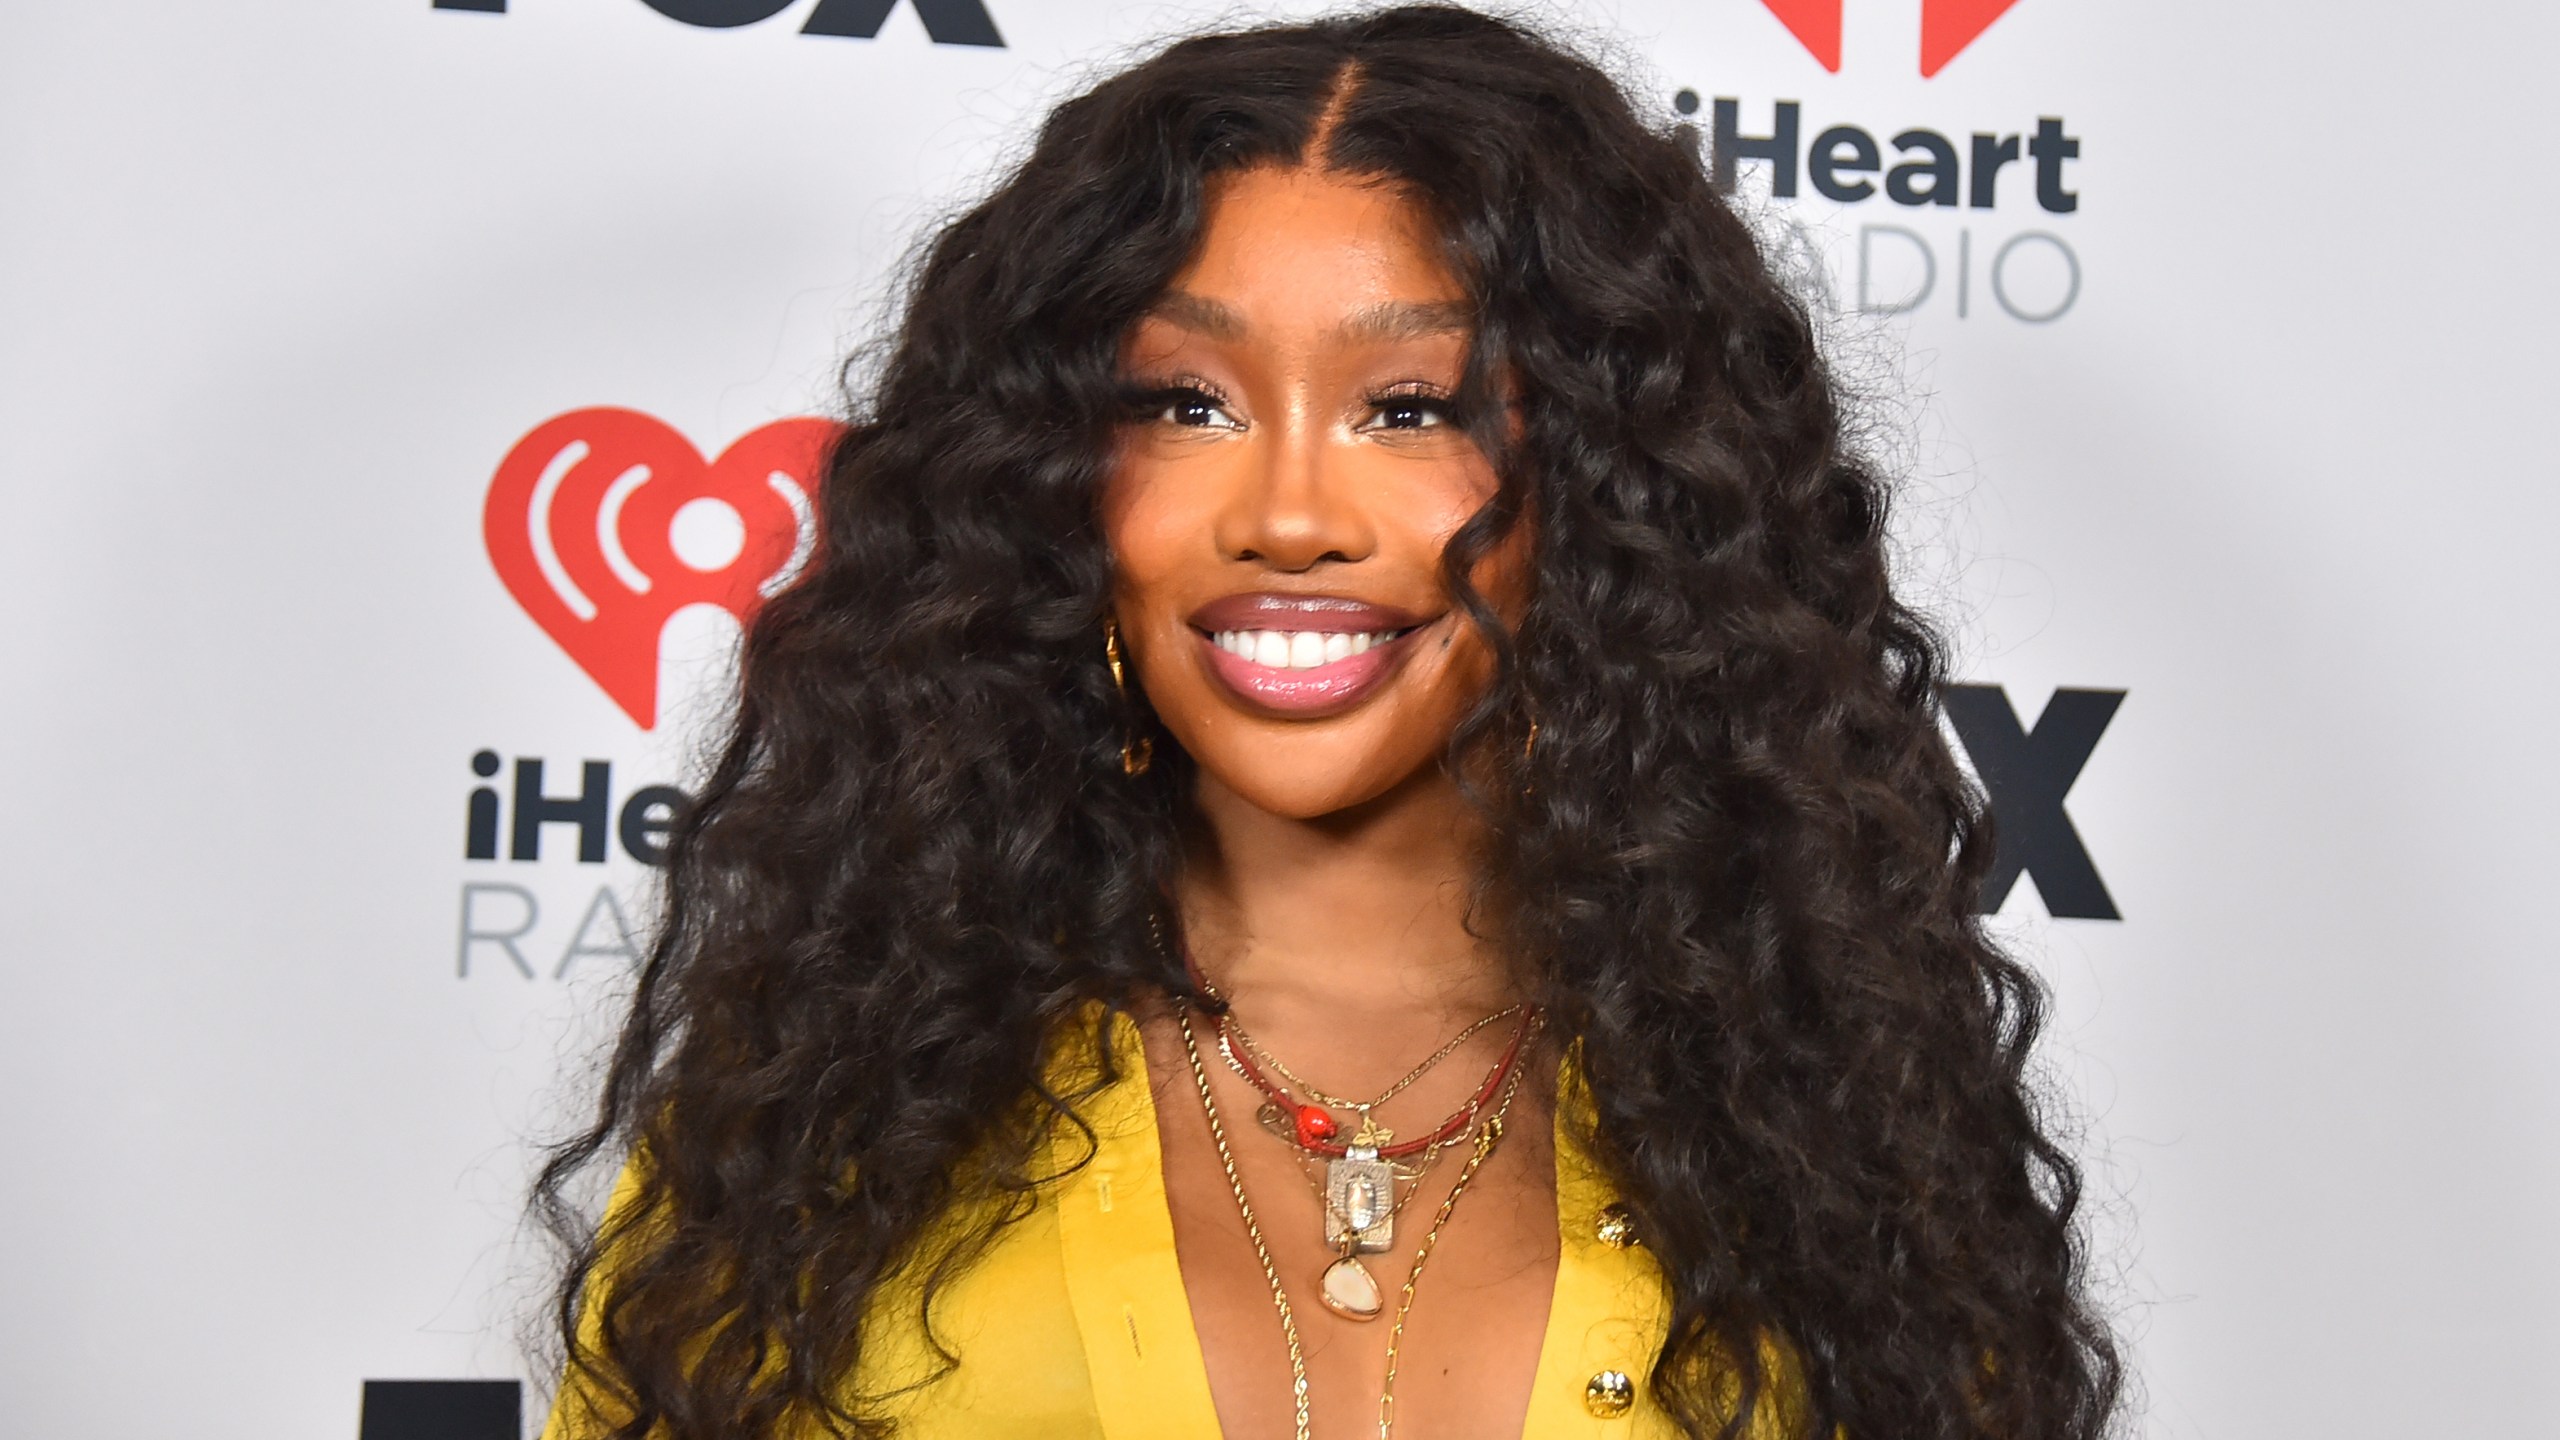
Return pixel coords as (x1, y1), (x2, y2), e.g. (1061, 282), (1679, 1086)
(484, 408), (839, 728)
(1759, 0), (2023, 76)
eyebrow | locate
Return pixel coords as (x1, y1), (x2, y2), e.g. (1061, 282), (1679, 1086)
(1141, 290), (1473, 344)
(1339, 299), (1473, 342)
(1148, 290), (1247, 342)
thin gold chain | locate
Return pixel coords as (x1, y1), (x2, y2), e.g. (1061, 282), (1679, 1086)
(1219, 1029), (1466, 1176)
(1225, 1002), (1525, 1112)
(1178, 1010), (1313, 1440)
(1218, 1024), (1464, 1183)
(1180, 1005), (1533, 1440)
(1377, 1056), (1525, 1439)
(1213, 1010), (1498, 1237)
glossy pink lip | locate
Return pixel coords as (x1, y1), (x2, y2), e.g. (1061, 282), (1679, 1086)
(1187, 592), (1434, 718)
(1189, 593), (1423, 634)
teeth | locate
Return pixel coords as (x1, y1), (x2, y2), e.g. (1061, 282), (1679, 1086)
(1213, 628), (1399, 670)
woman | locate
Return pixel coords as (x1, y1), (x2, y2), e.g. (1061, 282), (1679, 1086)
(533, 7), (2120, 1438)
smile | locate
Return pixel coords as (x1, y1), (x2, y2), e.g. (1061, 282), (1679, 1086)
(1208, 628), (1410, 670)
(1186, 593), (1434, 718)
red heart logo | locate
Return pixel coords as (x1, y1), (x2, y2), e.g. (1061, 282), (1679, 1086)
(1919, 0), (2021, 77)
(1757, 0), (1842, 71)
(484, 408), (839, 728)
(1754, 0), (2022, 75)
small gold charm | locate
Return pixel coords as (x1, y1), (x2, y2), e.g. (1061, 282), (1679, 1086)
(1348, 1110), (1394, 1151)
(1254, 1100), (1294, 1143)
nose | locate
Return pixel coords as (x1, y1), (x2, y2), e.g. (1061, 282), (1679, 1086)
(1213, 415), (1375, 573)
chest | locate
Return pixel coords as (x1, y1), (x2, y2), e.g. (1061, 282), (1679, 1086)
(1147, 1012), (1563, 1440)
(841, 1011), (1685, 1439)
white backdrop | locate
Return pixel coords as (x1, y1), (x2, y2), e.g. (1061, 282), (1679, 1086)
(5, 2), (2555, 1436)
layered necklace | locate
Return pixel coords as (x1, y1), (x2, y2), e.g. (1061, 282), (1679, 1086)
(1177, 964), (1542, 1440)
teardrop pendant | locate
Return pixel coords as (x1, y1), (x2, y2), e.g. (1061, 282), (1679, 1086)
(1318, 1254), (1384, 1322)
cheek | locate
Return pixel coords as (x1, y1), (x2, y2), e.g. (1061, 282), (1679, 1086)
(1416, 463), (1534, 624)
(1426, 520), (1533, 721)
(1412, 503), (1533, 711)
(1473, 517), (1537, 624)
(1100, 457), (1188, 601)
(1096, 452), (1144, 562)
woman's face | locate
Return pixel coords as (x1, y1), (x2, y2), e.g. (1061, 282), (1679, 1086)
(1102, 164), (1531, 822)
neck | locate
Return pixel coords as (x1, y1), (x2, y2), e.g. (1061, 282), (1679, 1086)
(1176, 762), (1517, 1027)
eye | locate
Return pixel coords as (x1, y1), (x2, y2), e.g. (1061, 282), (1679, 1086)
(1124, 381), (1243, 431)
(1362, 386), (1458, 432)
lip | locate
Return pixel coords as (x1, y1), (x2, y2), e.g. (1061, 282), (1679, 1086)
(1188, 592), (1425, 634)
(1186, 592), (1435, 719)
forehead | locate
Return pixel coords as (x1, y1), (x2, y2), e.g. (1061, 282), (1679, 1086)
(1165, 164), (1467, 325)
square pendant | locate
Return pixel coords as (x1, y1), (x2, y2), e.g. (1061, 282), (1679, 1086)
(1325, 1153), (1395, 1253)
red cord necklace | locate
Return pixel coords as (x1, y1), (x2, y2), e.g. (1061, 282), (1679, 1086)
(1212, 1005), (1538, 1159)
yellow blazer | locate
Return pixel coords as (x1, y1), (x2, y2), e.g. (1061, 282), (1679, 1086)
(544, 1008), (1693, 1438)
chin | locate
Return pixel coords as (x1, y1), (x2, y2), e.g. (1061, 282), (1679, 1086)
(1190, 741), (1443, 822)
(1215, 772), (1387, 822)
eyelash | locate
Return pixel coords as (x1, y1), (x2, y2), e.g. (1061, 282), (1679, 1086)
(1365, 383), (1459, 431)
(1119, 377), (1462, 430)
(1121, 377), (1239, 428)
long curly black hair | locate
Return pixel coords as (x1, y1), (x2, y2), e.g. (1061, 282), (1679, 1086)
(532, 7), (2121, 1438)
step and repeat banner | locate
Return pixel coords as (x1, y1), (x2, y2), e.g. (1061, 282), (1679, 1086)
(4, 2), (2554, 1436)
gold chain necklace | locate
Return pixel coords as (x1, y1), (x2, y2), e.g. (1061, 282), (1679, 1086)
(1179, 1010), (1313, 1440)
(1177, 1008), (1523, 1440)
(1222, 1001), (1524, 1113)
(1196, 976), (1529, 1267)
(1379, 1064), (1519, 1439)
(1214, 1017), (1511, 1267)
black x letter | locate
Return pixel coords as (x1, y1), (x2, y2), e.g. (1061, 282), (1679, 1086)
(359, 1381), (519, 1440)
(444, 1), (1008, 44)
(633, 0), (796, 24)
(803, 0), (1004, 45)
(1942, 685), (2123, 920)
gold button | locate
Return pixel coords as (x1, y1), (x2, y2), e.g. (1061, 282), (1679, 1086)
(1593, 1202), (1638, 1249)
(1584, 1369), (1635, 1419)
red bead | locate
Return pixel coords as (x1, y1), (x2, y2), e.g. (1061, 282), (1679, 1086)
(1294, 1105), (1338, 1148)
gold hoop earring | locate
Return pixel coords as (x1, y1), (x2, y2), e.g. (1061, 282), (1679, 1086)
(1103, 617), (1153, 777)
